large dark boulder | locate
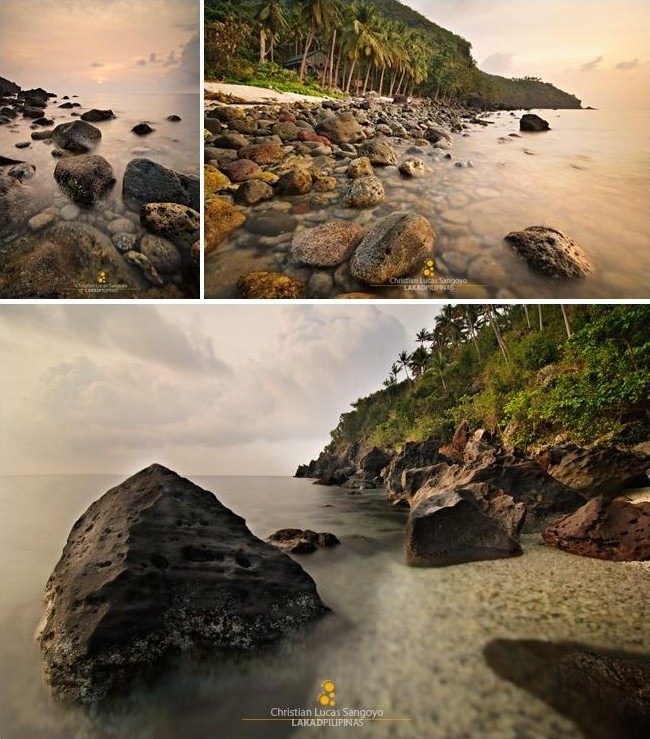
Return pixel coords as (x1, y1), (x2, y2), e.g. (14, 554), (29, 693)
(383, 437), (449, 501)
(123, 158), (199, 211)
(51, 120), (102, 153)
(542, 495), (650, 561)
(520, 113), (550, 131)
(405, 486), (524, 566)
(0, 76), (20, 96)
(80, 109), (115, 122)
(36, 464), (327, 704)
(315, 112), (365, 145)
(546, 442), (649, 498)
(54, 154), (115, 206)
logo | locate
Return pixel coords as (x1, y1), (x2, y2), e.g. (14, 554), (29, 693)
(96, 270), (107, 284)
(422, 258), (435, 278)
(317, 680), (336, 707)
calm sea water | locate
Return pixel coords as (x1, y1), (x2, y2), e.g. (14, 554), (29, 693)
(1, 474), (648, 738)
(206, 107), (650, 299)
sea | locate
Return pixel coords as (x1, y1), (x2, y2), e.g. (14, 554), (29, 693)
(205, 107), (650, 300)
(1, 474), (648, 739)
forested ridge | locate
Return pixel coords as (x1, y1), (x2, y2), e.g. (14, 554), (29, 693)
(205, 0), (582, 109)
(325, 305), (650, 454)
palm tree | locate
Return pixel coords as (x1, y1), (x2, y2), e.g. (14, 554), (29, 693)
(397, 350), (413, 387)
(484, 304), (510, 362)
(298, 0), (338, 81)
(538, 304), (544, 331)
(408, 346), (429, 379)
(429, 351), (448, 392)
(415, 328), (431, 348)
(258, 0), (289, 64)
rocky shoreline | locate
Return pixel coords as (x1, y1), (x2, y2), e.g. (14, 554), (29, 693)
(296, 422), (650, 564)
(204, 91), (593, 299)
(0, 77), (199, 298)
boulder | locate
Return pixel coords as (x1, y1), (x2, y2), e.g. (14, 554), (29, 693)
(276, 167), (312, 195)
(520, 114), (550, 131)
(349, 212), (434, 284)
(22, 107), (45, 119)
(234, 179), (274, 205)
(405, 487), (524, 566)
(237, 143), (285, 165)
(346, 157), (374, 179)
(204, 165), (232, 195)
(8, 162), (36, 182)
(315, 112), (364, 145)
(131, 123), (154, 135)
(80, 109), (115, 122)
(546, 442), (649, 498)
(542, 496), (650, 561)
(122, 158), (199, 210)
(54, 154), (115, 206)
(343, 175), (385, 208)
(398, 158), (426, 177)
(290, 221), (365, 268)
(212, 132), (249, 150)
(219, 158), (262, 183)
(505, 226), (594, 278)
(358, 136), (397, 166)
(267, 529), (341, 554)
(167, 115), (181, 122)
(272, 121), (300, 141)
(36, 465), (327, 704)
(245, 211), (296, 237)
(204, 196), (246, 254)
(237, 271), (305, 299)
(383, 438), (448, 500)
(51, 120), (102, 152)
(139, 234), (182, 275)
(140, 202), (200, 253)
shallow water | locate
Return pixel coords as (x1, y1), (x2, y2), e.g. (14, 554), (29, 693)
(0, 92), (199, 295)
(205, 107), (650, 299)
(1, 475), (648, 738)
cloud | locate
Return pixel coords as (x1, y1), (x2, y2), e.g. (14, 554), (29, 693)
(162, 33), (198, 90)
(580, 56), (603, 72)
(163, 50), (178, 67)
(149, 52), (158, 63)
(90, 62), (104, 68)
(136, 58), (147, 66)
(616, 58), (639, 71)
(481, 51), (515, 75)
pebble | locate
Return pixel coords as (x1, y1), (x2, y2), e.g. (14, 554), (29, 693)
(112, 233), (137, 252)
(60, 203), (80, 221)
(27, 212), (56, 232)
(307, 270), (334, 297)
(107, 217), (135, 234)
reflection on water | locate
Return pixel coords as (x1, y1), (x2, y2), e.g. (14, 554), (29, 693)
(1, 475), (649, 738)
(207, 107), (650, 299)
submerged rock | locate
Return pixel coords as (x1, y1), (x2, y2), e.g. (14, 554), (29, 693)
(237, 271), (304, 299)
(398, 158), (426, 177)
(54, 154), (115, 206)
(542, 496), (650, 561)
(131, 122), (154, 136)
(36, 465), (327, 704)
(358, 136), (397, 166)
(505, 226), (594, 278)
(140, 202), (199, 253)
(204, 196), (246, 254)
(290, 221), (365, 268)
(51, 120), (102, 153)
(268, 529), (341, 554)
(349, 212), (434, 284)
(405, 487), (524, 566)
(343, 175), (385, 208)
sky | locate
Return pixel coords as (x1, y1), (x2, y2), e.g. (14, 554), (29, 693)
(0, 305), (440, 477)
(407, 0), (650, 109)
(0, 0), (199, 94)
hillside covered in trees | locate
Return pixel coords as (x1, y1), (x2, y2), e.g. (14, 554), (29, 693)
(205, 0), (582, 109)
(324, 305), (649, 456)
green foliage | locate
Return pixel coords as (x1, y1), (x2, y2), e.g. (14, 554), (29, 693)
(229, 62), (342, 96)
(325, 306), (650, 455)
(475, 72), (582, 109)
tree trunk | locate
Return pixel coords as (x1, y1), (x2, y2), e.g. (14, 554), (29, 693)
(269, 32), (275, 64)
(362, 63), (372, 94)
(486, 305), (509, 362)
(259, 28), (267, 63)
(538, 305), (543, 331)
(464, 307), (482, 362)
(345, 58), (357, 93)
(522, 305), (530, 329)
(299, 30), (314, 81)
(396, 67), (406, 95)
(560, 305), (572, 338)
(327, 29), (337, 87)
(378, 65), (386, 96)
(334, 46), (343, 88)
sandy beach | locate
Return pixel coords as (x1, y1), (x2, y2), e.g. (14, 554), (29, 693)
(204, 81), (326, 105)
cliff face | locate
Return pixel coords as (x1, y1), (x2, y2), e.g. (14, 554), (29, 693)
(296, 442), (393, 489)
(0, 76), (21, 96)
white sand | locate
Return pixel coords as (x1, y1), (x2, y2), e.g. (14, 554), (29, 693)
(204, 81), (327, 105)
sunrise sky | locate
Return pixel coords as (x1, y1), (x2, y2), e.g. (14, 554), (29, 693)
(0, 305), (439, 476)
(409, 0), (650, 109)
(0, 0), (198, 94)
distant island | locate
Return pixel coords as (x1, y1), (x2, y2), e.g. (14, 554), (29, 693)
(205, 0), (582, 109)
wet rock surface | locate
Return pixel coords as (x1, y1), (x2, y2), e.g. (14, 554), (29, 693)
(36, 464), (327, 704)
(53, 154), (115, 206)
(267, 529), (341, 554)
(505, 226), (594, 278)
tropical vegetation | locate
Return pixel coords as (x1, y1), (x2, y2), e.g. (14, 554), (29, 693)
(205, 0), (581, 108)
(327, 305), (650, 452)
